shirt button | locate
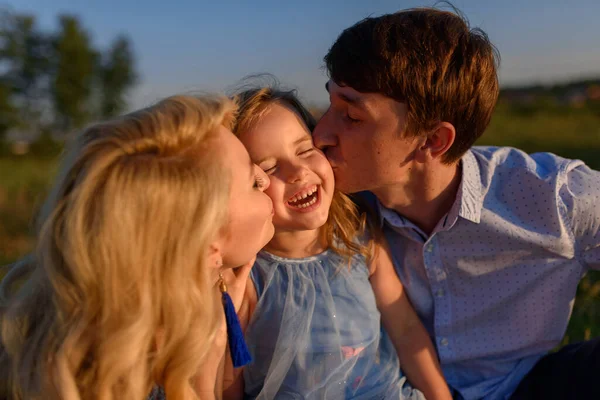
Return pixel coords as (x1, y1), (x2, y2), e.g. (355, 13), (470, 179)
(425, 243), (434, 253)
(435, 289), (445, 297)
(440, 338), (449, 347)
(434, 269), (447, 281)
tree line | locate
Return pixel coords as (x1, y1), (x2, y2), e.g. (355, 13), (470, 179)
(0, 8), (137, 143)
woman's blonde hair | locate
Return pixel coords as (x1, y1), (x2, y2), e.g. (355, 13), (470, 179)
(231, 84), (370, 262)
(0, 95), (236, 400)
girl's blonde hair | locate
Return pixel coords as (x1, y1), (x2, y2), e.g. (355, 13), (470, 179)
(231, 85), (370, 261)
(0, 95), (236, 400)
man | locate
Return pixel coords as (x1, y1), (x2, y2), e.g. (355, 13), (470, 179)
(313, 7), (600, 400)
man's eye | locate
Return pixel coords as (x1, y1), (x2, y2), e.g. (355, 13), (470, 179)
(346, 114), (360, 123)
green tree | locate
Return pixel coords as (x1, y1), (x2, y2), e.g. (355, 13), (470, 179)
(0, 79), (17, 139)
(0, 10), (51, 137)
(52, 15), (97, 133)
(99, 35), (137, 117)
(0, 10), (138, 139)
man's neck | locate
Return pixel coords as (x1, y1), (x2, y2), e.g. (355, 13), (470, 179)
(373, 161), (462, 236)
(264, 228), (326, 259)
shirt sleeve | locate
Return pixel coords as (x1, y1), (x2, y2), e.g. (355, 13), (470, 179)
(559, 162), (600, 271)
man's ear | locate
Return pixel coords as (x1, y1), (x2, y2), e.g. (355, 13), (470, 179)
(414, 122), (456, 163)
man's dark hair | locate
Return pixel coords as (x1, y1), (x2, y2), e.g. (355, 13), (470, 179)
(325, 7), (500, 163)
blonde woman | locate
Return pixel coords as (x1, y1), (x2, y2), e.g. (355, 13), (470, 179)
(0, 94), (275, 400)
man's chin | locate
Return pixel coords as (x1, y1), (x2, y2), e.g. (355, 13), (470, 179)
(332, 173), (363, 194)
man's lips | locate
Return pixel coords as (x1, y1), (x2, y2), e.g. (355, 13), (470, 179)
(323, 148), (341, 167)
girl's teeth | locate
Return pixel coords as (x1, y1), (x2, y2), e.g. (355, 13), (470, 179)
(296, 196), (317, 208)
(289, 186), (318, 205)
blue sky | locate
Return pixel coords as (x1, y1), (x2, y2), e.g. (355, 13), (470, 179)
(6, 0), (600, 110)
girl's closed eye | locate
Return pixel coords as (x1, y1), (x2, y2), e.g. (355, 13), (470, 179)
(262, 164), (277, 175)
(299, 147), (314, 156)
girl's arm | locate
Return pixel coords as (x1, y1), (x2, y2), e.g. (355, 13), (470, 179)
(221, 268), (258, 400)
(369, 240), (452, 400)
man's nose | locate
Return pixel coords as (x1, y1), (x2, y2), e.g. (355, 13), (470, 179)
(313, 111), (337, 150)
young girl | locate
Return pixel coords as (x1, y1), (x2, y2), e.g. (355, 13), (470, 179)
(225, 85), (451, 400)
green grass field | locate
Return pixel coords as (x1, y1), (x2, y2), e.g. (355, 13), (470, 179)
(0, 104), (598, 344)
(0, 156), (58, 265)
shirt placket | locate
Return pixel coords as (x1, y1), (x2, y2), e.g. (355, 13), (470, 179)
(422, 235), (453, 364)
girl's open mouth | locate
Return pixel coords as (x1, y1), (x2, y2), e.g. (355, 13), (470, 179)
(287, 185), (320, 212)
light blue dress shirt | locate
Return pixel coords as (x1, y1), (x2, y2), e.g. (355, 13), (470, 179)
(358, 146), (600, 400)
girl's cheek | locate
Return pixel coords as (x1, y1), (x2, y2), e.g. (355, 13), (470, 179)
(264, 185), (278, 202)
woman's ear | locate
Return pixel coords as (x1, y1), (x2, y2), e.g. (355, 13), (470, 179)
(207, 242), (224, 269)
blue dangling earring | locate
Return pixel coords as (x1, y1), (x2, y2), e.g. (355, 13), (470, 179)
(218, 269), (252, 368)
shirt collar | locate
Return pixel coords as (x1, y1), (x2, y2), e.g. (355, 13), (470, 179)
(456, 149), (483, 224)
(376, 149), (483, 228)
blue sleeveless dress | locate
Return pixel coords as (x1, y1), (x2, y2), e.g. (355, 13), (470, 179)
(243, 249), (425, 399)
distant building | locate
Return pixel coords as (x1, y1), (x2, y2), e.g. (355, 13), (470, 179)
(587, 85), (600, 101)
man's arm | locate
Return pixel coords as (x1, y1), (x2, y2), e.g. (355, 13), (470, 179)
(561, 163), (600, 270)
